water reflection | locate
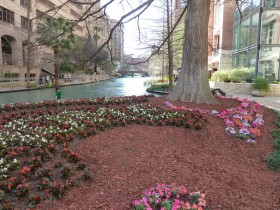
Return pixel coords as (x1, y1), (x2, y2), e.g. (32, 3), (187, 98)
(0, 77), (154, 105)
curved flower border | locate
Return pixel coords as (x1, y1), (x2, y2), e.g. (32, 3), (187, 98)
(132, 183), (206, 210)
(164, 96), (264, 143)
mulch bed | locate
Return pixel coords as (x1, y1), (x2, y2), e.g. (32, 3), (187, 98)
(34, 96), (280, 209)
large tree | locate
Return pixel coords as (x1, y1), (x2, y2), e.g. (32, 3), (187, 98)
(167, 0), (216, 103)
(37, 17), (75, 87)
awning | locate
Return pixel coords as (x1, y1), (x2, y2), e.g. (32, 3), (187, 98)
(42, 68), (55, 76)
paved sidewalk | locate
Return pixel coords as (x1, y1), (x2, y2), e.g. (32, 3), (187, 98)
(231, 94), (280, 112)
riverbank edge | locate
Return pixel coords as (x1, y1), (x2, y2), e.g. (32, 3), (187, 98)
(146, 89), (169, 95)
(0, 79), (110, 94)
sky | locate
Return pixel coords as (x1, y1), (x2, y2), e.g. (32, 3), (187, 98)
(100, 0), (163, 57)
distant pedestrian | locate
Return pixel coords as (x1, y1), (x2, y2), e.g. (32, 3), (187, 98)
(51, 75), (54, 83)
(42, 76), (45, 85)
(55, 87), (62, 100)
(46, 75), (50, 84)
(39, 75), (43, 85)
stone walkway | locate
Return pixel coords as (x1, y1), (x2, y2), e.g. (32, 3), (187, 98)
(232, 94), (280, 112)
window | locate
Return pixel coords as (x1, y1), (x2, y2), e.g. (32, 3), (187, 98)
(239, 18), (250, 49)
(233, 25), (239, 50)
(25, 73), (36, 81)
(260, 61), (274, 79)
(250, 13), (259, 46)
(264, 0), (276, 7)
(0, 6), (14, 25)
(20, 0), (29, 8)
(21, 16), (31, 30)
(38, 0), (55, 9)
(261, 20), (275, 48)
(213, 34), (220, 57)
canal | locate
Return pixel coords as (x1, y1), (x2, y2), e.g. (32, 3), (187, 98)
(0, 77), (156, 105)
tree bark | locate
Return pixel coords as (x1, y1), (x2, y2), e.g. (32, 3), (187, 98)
(53, 46), (60, 87)
(167, 0), (216, 104)
(25, 0), (32, 88)
(167, 0), (174, 89)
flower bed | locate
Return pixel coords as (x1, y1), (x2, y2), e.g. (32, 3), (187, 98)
(164, 96), (264, 143)
(132, 183), (206, 210)
(0, 96), (207, 209)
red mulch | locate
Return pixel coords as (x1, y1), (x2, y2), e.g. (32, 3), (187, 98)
(36, 96), (280, 210)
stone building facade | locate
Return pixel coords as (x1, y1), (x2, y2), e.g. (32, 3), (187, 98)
(0, 0), (109, 84)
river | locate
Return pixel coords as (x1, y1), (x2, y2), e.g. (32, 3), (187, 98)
(0, 77), (157, 105)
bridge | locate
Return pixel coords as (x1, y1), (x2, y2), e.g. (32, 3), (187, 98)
(116, 70), (150, 77)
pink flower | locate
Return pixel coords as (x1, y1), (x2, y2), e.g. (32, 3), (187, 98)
(133, 200), (140, 206)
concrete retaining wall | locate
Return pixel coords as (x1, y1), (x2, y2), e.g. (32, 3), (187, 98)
(0, 73), (110, 88)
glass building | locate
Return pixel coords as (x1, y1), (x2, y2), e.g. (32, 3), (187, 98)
(232, 0), (280, 81)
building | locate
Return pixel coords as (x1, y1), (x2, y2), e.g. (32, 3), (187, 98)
(232, 0), (280, 81)
(208, 0), (236, 74)
(110, 19), (124, 62)
(0, 0), (109, 84)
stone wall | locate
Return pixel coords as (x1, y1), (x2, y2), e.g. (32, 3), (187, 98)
(209, 81), (280, 96)
(0, 73), (110, 88)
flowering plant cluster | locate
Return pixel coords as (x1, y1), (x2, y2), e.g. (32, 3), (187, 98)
(0, 95), (153, 112)
(0, 96), (207, 209)
(165, 96), (265, 143)
(213, 97), (264, 143)
(132, 183), (206, 210)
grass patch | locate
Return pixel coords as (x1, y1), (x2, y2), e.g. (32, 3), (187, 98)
(266, 111), (280, 171)
(147, 84), (169, 92)
(271, 129), (280, 138)
(274, 138), (280, 150)
(266, 151), (280, 171)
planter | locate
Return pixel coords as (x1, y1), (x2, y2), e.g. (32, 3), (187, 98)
(251, 89), (266, 97)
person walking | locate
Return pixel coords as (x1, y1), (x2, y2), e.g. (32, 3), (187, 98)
(46, 75), (50, 84)
(39, 75), (43, 85)
(51, 75), (54, 83)
(42, 76), (45, 85)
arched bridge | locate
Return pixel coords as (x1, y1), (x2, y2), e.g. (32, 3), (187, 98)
(116, 70), (150, 77)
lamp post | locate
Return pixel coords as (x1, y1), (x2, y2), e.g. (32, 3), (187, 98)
(277, 53), (280, 81)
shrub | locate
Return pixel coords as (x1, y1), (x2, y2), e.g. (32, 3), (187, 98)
(274, 138), (280, 150)
(147, 84), (169, 92)
(229, 68), (251, 83)
(45, 83), (54, 88)
(266, 151), (280, 171)
(251, 77), (270, 92)
(211, 68), (251, 83)
(30, 82), (38, 89)
(211, 69), (231, 82)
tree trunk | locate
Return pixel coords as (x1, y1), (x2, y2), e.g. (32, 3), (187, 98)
(167, 0), (216, 104)
(25, 0), (32, 88)
(53, 46), (60, 87)
(167, 0), (174, 89)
